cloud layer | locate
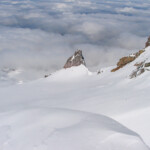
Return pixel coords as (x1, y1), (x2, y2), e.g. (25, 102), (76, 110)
(0, 0), (150, 76)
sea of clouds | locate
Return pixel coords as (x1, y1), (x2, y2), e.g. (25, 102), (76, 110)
(0, 0), (150, 76)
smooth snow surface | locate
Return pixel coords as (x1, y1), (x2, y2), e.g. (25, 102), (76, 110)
(0, 108), (148, 150)
(1, 47), (150, 150)
(50, 65), (92, 82)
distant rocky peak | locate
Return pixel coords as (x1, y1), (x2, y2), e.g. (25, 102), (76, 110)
(145, 36), (150, 48)
(64, 50), (86, 69)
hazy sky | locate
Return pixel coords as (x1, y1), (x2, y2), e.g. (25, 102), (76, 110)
(0, 0), (150, 73)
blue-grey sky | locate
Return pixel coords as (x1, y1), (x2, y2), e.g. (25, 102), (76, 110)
(0, 0), (150, 72)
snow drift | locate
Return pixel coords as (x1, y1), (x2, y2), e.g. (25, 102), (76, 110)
(0, 108), (149, 150)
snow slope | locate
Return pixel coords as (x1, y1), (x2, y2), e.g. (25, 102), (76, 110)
(0, 108), (148, 150)
(0, 47), (150, 149)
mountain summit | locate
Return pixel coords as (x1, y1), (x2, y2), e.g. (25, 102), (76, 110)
(64, 50), (86, 69)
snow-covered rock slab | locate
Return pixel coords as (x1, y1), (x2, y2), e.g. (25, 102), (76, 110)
(0, 108), (149, 150)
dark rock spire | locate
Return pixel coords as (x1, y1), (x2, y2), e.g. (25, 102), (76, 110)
(64, 50), (86, 69)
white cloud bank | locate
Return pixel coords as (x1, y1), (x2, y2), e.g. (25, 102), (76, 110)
(0, 0), (150, 77)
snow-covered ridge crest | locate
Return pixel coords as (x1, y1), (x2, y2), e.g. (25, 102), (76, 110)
(48, 64), (92, 82)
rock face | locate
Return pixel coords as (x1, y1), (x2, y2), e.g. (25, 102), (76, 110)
(130, 61), (150, 78)
(111, 36), (150, 72)
(145, 36), (150, 48)
(64, 50), (86, 69)
(130, 62), (145, 78)
(111, 50), (144, 72)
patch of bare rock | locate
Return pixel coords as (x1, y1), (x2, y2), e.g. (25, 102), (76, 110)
(111, 50), (144, 72)
(64, 50), (86, 69)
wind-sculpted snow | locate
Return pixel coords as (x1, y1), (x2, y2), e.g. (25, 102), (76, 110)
(0, 108), (149, 150)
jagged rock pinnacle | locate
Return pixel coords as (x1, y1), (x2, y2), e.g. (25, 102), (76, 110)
(145, 36), (150, 48)
(64, 50), (86, 69)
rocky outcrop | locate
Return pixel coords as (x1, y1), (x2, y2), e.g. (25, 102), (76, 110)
(130, 61), (150, 78)
(145, 62), (150, 67)
(145, 36), (150, 48)
(44, 74), (51, 78)
(111, 50), (144, 72)
(64, 50), (86, 69)
(111, 36), (150, 73)
(130, 62), (145, 78)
